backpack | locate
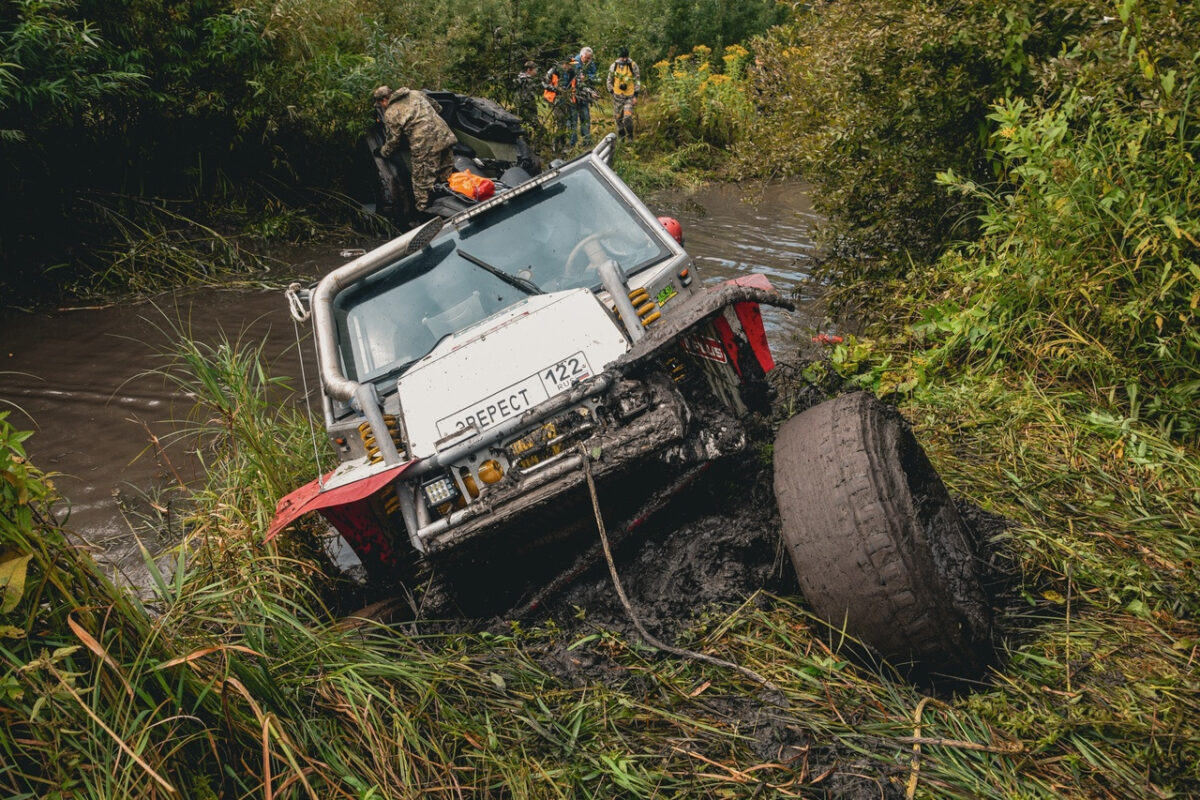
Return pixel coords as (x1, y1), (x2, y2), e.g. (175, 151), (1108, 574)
(612, 61), (636, 97)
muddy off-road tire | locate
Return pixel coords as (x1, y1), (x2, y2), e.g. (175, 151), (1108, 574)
(773, 392), (992, 674)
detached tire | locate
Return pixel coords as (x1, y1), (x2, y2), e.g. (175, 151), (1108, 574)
(773, 392), (991, 674)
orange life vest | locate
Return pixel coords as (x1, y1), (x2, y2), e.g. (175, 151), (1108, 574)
(543, 71), (575, 104)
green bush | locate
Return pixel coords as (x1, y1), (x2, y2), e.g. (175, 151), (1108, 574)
(924, 80), (1200, 434)
(740, 0), (1096, 273)
(648, 44), (755, 149)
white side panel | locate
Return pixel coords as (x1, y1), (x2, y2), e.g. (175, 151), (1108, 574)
(396, 289), (629, 456)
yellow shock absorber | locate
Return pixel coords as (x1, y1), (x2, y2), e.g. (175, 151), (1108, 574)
(663, 355), (687, 383)
(612, 288), (662, 328)
(358, 420), (381, 463)
(359, 415), (404, 463)
(629, 287), (661, 328)
(509, 422), (559, 469)
(381, 483), (401, 516)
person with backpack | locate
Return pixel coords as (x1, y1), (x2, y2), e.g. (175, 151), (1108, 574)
(606, 47), (641, 141)
(571, 46), (599, 146)
(543, 57), (577, 151)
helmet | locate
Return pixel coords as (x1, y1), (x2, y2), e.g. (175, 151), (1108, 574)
(657, 216), (683, 245)
(371, 85), (392, 102)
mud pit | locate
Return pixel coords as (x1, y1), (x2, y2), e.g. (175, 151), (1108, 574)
(537, 455), (790, 642)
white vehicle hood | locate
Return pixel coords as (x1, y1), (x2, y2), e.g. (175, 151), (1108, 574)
(396, 288), (630, 457)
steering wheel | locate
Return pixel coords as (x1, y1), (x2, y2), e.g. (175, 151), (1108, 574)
(563, 230), (629, 286)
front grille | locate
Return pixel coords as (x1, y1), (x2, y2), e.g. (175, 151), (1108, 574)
(504, 407), (596, 472)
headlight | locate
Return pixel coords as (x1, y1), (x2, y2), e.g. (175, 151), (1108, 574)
(421, 474), (460, 508)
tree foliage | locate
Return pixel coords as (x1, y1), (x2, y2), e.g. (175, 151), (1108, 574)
(0, 0), (785, 299)
(741, 0), (1099, 270)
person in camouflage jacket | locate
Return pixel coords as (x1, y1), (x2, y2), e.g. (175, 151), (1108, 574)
(513, 60), (542, 136)
(372, 85), (457, 212)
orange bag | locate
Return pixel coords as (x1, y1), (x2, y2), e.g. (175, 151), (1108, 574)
(448, 170), (495, 201)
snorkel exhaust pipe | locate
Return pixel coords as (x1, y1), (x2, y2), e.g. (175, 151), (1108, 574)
(309, 217), (444, 465)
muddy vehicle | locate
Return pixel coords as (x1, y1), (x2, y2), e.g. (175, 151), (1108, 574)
(366, 90), (540, 224)
(274, 135), (991, 672)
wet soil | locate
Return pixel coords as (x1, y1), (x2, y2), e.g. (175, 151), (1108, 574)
(389, 385), (1009, 799)
(399, 444), (1004, 800)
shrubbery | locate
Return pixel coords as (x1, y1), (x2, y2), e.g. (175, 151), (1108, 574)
(745, 0), (1200, 435)
(648, 44), (755, 149)
(927, 80), (1200, 434)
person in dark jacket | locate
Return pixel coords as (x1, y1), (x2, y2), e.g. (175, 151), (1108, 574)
(571, 46), (598, 146)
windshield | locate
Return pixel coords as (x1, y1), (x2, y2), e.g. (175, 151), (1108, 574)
(333, 162), (669, 386)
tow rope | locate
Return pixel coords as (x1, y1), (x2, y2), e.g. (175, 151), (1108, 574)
(576, 443), (783, 698)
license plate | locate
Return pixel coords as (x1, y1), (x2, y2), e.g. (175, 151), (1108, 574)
(435, 352), (592, 437)
(538, 351), (592, 393)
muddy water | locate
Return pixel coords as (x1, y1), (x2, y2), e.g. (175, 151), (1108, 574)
(656, 179), (822, 340)
(0, 180), (819, 583)
(0, 277), (332, 585)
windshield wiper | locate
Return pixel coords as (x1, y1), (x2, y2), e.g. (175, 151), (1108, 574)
(456, 248), (543, 295)
(371, 358), (420, 387)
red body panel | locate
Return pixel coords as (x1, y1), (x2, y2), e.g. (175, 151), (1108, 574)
(724, 274), (776, 374)
(266, 462), (412, 542)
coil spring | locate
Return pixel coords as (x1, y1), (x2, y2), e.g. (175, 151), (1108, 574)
(509, 422), (561, 469)
(662, 354), (687, 383)
(612, 288), (663, 327)
(359, 415), (403, 464)
(628, 287), (662, 327)
(380, 483), (401, 516)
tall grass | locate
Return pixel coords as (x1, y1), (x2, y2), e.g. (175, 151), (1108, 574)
(6, 319), (1200, 797)
(0, 390), (917, 798)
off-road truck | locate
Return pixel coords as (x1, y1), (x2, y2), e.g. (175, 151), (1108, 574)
(273, 135), (991, 671)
